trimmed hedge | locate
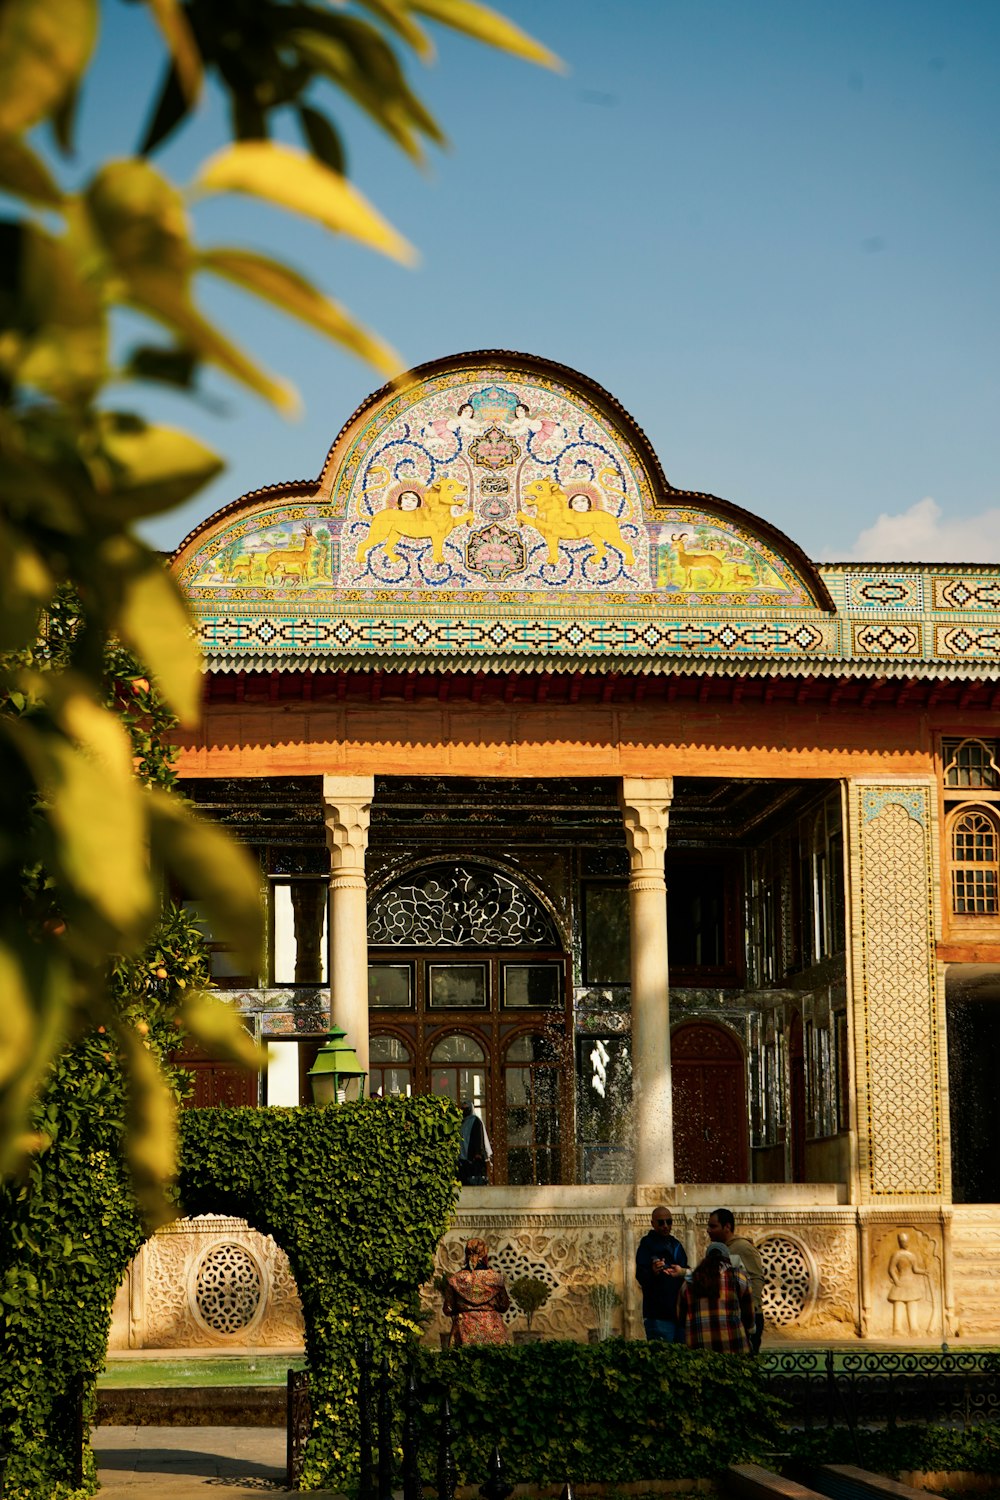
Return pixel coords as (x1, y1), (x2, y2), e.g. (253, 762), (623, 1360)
(0, 1095), (460, 1498)
(180, 1099), (460, 1492)
(408, 1341), (784, 1483)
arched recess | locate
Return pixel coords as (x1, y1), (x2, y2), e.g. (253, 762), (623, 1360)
(366, 857), (572, 1184)
(671, 1021), (749, 1183)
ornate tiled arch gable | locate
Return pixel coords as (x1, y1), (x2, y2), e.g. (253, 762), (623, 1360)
(170, 353), (1000, 678)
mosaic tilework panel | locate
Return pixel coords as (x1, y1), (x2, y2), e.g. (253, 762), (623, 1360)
(852, 622), (922, 657)
(849, 785), (943, 1199)
(194, 609), (839, 659)
(933, 577), (1000, 611)
(176, 366), (820, 608)
(935, 624), (1000, 658)
(844, 575), (925, 611)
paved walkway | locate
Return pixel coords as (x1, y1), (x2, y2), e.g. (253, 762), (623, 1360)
(92, 1425), (334, 1498)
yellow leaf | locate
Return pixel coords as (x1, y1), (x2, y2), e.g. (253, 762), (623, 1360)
(200, 248), (402, 377)
(0, 135), (63, 206)
(0, 0), (98, 135)
(0, 519), (53, 651)
(119, 1024), (179, 1229)
(195, 142), (417, 266)
(89, 413), (224, 520)
(180, 991), (266, 1070)
(0, 935), (35, 1092)
(145, 0), (202, 105)
(147, 788), (265, 977)
(412, 0), (562, 71)
(0, 224), (107, 403)
(10, 697), (155, 949)
(84, 161), (297, 411)
(97, 535), (202, 726)
(0, 926), (67, 1176)
(131, 287), (298, 414)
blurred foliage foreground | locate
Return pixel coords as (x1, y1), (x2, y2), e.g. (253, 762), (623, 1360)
(0, 0), (555, 1209)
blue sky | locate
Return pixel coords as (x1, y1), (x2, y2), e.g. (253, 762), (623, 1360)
(81, 1), (1000, 563)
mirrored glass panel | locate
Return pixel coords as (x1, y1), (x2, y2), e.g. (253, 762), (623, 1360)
(428, 963), (488, 1008)
(502, 963), (562, 1008)
(368, 963), (413, 1009)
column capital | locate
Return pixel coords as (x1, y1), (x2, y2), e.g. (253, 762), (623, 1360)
(322, 775), (374, 875)
(619, 777), (673, 879)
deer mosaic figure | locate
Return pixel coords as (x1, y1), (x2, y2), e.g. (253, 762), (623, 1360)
(670, 532), (725, 588)
(267, 523), (320, 586)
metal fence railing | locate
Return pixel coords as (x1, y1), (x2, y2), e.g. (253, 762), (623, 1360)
(759, 1348), (1000, 1432)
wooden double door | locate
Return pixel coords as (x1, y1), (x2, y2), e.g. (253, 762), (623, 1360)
(671, 1021), (749, 1183)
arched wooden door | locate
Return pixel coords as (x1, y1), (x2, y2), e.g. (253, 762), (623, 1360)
(671, 1021), (749, 1183)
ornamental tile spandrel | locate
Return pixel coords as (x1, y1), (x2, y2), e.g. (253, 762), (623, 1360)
(850, 785), (945, 1200)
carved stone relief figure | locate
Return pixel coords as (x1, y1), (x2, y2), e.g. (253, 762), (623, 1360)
(886, 1232), (932, 1336)
(871, 1225), (941, 1338)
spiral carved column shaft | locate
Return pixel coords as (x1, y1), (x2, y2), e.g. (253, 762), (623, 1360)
(619, 777), (674, 1188)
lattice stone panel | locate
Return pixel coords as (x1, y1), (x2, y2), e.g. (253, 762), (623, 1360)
(194, 1243), (263, 1335)
(758, 1235), (813, 1326)
(849, 785), (945, 1198)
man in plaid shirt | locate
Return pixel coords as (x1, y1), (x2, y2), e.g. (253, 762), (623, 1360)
(677, 1243), (755, 1352)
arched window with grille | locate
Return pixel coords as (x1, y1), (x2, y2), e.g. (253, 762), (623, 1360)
(950, 808), (1000, 916)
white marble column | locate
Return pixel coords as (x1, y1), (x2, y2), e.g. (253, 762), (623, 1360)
(322, 775), (374, 1079)
(619, 777), (674, 1187)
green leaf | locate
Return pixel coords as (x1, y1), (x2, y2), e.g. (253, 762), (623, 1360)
(0, 0), (98, 135)
(0, 136), (63, 207)
(411, 0), (562, 71)
(195, 142), (417, 265)
(297, 104), (346, 176)
(138, 61), (191, 157)
(147, 788), (265, 975)
(200, 248), (401, 376)
(95, 535), (202, 725)
(121, 343), (200, 390)
(144, 0), (202, 109)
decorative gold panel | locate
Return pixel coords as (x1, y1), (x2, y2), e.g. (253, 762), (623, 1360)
(849, 785), (946, 1200)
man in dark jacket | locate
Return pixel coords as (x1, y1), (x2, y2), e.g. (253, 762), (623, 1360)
(635, 1207), (688, 1341)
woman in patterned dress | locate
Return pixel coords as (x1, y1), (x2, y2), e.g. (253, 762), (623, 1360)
(442, 1238), (511, 1347)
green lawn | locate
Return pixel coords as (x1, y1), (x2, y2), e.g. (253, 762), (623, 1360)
(99, 1354), (306, 1387)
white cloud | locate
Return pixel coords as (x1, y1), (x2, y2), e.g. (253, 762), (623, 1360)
(837, 496), (1000, 564)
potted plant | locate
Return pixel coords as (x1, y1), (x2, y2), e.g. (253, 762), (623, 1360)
(588, 1281), (622, 1342)
(510, 1275), (550, 1342)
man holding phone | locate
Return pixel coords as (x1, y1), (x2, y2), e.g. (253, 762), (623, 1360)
(635, 1207), (688, 1341)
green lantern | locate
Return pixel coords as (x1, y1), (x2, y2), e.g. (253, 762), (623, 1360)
(307, 1024), (367, 1105)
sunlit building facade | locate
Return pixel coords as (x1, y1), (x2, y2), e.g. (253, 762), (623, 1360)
(112, 352), (1000, 1349)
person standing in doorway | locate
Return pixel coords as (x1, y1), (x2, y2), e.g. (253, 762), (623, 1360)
(635, 1207), (688, 1341)
(458, 1100), (492, 1185)
(708, 1208), (765, 1354)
